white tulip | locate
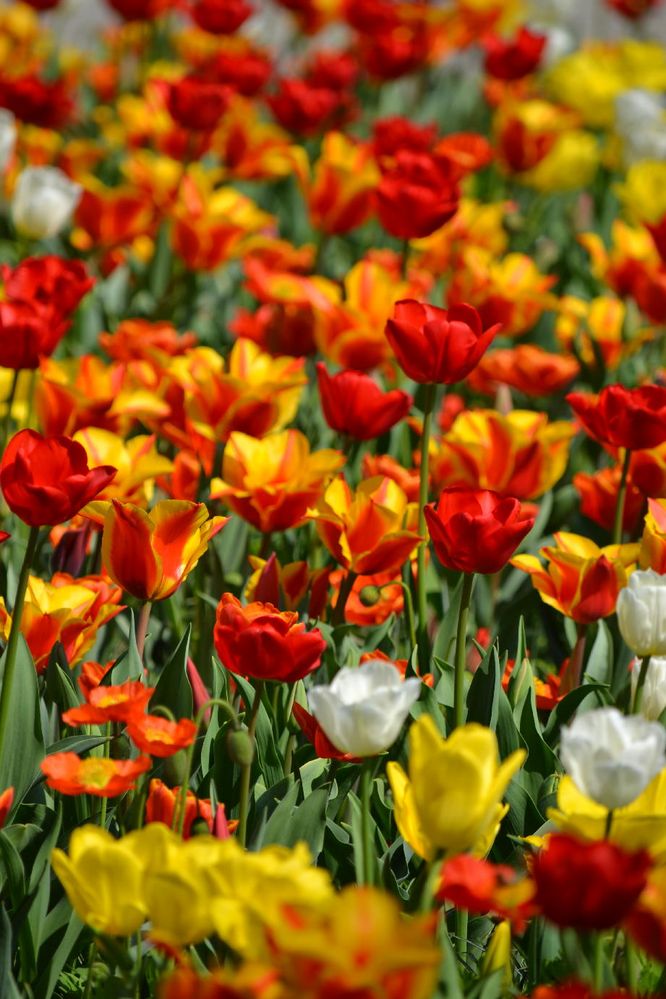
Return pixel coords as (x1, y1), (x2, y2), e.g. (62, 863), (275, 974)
(615, 90), (666, 165)
(560, 706), (666, 810)
(631, 656), (666, 721)
(0, 110), (16, 173)
(616, 570), (666, 657)
(11, 166), (82, 240)
(308, 660), (421, 757)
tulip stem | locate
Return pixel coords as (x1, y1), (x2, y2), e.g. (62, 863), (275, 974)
(332, 571), (357, 627)
(237, 680), (264, 849)
(453, 572), (475, 730)
(1, 369), (19, 450)
(455, 909), (469, 966)
(360, 759), (375, 886)
(0, 524), (40, 764)
(631, 656), (651, 714)
(282, 683), (298, 776)
(604, 809), (614, 839)
(612, 448), (632, 546)
(593, 933), (605, 994)
(136, 601), (152, 661)
(416, 383), (436, 672)
(83, 940), (97, 999)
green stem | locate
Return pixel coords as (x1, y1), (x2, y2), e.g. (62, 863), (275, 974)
(626, 936), (640, 994)
(360, 759), (374, 886)
(331, 571), (357, 627)
(174, 697), (240, 836)
(456, 909), (469, 966)
(99, 723), (111, 830)
(604, 809), (614, 839)
(399, 579), (417, 660)
(0, 525), (40, 758)
(136, 601), (152, 661)
(237, 680), (264, 848)
(282, 683), (298, 777)
(453, 573), (475, 730)
(632, 655), (651, 714)
(416, 383), (436, 672)
(612, 448), (632, 546)
(1, 369), (19, 450)
(83, 940), (97, 999)
(401, 237), (410, 279)
(593, 933), (605, 994)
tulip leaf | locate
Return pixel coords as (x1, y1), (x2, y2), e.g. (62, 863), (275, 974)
(496, 689), (522, 759)
(0, 905), (21, 999)
(466, 644), (500, 729)
(432, 577), (464, 665)
(150, 625), (193, 719)
(233, 676), (283, 788)
(519, 680), (559, 777)
(32, 901), (83, 999)
(44, 653), (80, 716)
(0, 635), (45, 807)
(254, 780), (300, 848)
(110, 612), (143, 684)
(582, 619), (613, 687)
(436, 913), (463, 999)
(149, 221), (172, 300)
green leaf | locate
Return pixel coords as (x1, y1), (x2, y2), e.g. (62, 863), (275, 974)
(233, 676), (283, 789)
(583, 620), (613, 687)
(110, 612), (143, 684)
(32, 903), (84, 999)
(151, 625), (193, 719)
(519, 677), (559, 778)
(43, 649), (79, 715)
(432, 577), (463, 665)
(0, 906), (21, 999)
(0, 635), (45, 806)
(466, 645), (500, 729)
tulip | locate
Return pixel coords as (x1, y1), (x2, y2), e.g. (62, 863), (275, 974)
(316, 364), (411, 441)
(617, 569), (666, 657)
(145, 778), (213, 838)
(531, 833), (652, 930)
(308, 661), (421, 758)
(189, 0), (253, 33)
(436, 854), (535, 931)
(306, 133), (379, 236)
(0, 109), (16, 172)
(267, 79), (344, 137)
(376, 150), (459, 240)
(11, 166), (81, 240)
(567, 384), (666, 452)
(484, 27), (546, 80)
(425, 487), (535, 576)
(214, 593), (326, 684)
(631, 656), (666, 721)
(0, 430), (116, 528)
(101, 499), (226, 602)
(559, 707), (666, 810)
(385, 300), (500, 386)
(50, 826), (147, 936)
(164, 75), (230, 132)
(606, 0), (662, 18)
(387, 715), (525, 860)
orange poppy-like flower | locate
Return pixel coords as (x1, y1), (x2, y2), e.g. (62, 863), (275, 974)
(0, 573), (123, 673)
(328, 569), (403, 626)
(100, 499), (227, 601)
(126, 715), (198, 758)
(640, 499), (666, 573)
(41, 753), (151, 797)
(467, 344), (579, 398)
(431, 409), (574, 501)
(446, 247), (556, 337)
(512, 533), (638, 623)
(62, 681), (154, 727)
(309, 476), (421, 575)
(210, 430), (344, 534)
(144, 778), (214, 839)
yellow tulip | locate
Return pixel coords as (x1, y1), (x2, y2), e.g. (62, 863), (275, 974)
(549, 774), (666, 861)
(51, 826), (147, 937)
(482, 920), (513, 992)
(387, 717), (525, 861)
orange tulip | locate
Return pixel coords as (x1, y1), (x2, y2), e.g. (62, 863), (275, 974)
(0, 573), (123, 673)
(309, 476), (421, 575)
(101, 499), (227, 601)
(511, 533), (638, 623)
(431, 409), (574, 500)
(210, 430), (344, 533)
(640, 499), (666, 573)
(144, 778), (214, 839)
(467, 344), (579, 398)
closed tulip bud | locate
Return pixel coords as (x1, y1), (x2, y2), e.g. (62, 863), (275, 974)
(11, 166), (81, 240)
(617, 570), (666, 657)
(226, 726), (254, 766)
(308, 661), (421, 758)
(632, 656), (666, 721)
(481, 921), (513, 990)
(560, 707), (666, 810)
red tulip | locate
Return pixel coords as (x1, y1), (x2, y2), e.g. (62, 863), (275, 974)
(531, 833), (651, 930)
(214, 593), (326, 683)
(106, 0), (174, 20)
(3, 256), (94, 316)
(316, 363), (411, 440)
(567, 384), (666, 451)
(0, 430), (116, 527)
(385, 300), (499, 384)
(424, 487), (535, 575)
(266, 79), (345, 136)
(605, 0), (662, 18)
(484, 27), (546, 80)
(165, 76), (230, 131)
(189, 0), (252, 33)
(208, 51), (271, 97)
(0, 73), (72, 129)
(376, 151), (459, 239)
(372, 117), (437, 161)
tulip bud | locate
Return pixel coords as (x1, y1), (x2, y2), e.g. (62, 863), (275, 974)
(11, 166), (82, 240)
(226, 726), (254, 766)
(617, 570), (666, 657)
(0, 110), (16, 173)
(481, 921), (512, 991)
(631, 655), (666, 721)
(308, 660), (421, 757)
(560, 706), (666, 810)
